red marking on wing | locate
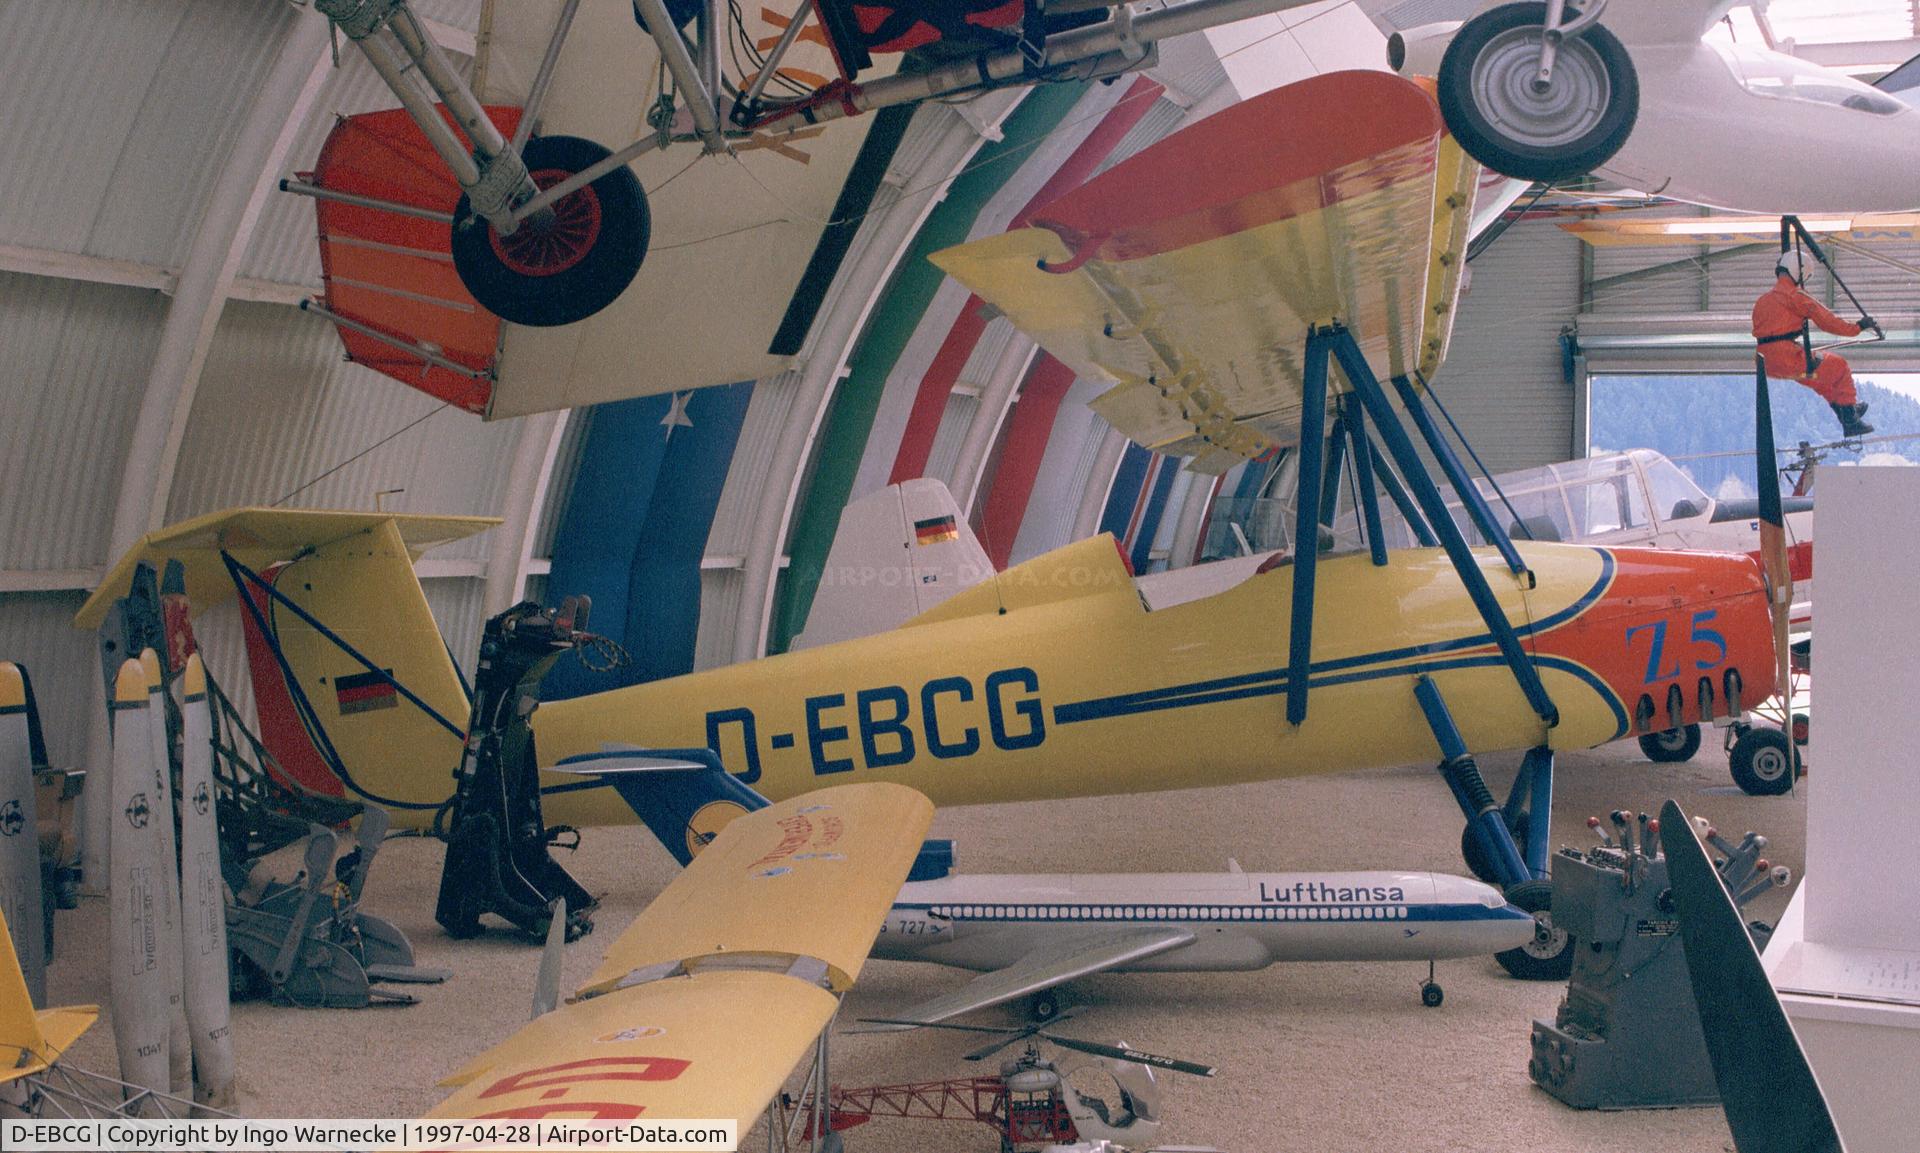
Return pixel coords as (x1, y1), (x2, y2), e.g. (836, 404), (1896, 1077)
(1030, 72), (1442, 263)
(479, 1056), (691, 1100)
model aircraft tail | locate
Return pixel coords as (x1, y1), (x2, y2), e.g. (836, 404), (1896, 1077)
(792, 479), (993, 650)
(558, 747), (955, 878)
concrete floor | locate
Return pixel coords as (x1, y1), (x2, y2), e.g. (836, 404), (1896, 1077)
(41, 735), (1807, 1152)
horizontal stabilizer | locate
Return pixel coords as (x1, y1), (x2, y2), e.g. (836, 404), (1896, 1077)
(794, 479), (992, 650)
(74, 507), (498, 629)
(863, 926), (1195, 1030)
(560, 747), (958, 879)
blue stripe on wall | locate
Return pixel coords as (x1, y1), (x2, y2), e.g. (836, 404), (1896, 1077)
(543, 382), (755, 699)
(1098, 443), (1152, 541)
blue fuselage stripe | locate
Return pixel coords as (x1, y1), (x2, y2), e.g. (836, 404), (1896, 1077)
(891, 902), (1520, 924)
(1050, 550), (1623, 736)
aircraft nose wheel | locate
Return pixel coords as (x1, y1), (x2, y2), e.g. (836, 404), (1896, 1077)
(450, 134), (650, 328)
(1437, 2), (1638, 183)
(1421, 962), (1445, 1008)
(1496, 878), (1574, 981)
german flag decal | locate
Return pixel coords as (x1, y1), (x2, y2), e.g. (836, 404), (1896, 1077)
(914, 514), (959, 546)
(335, 669), (399, 715)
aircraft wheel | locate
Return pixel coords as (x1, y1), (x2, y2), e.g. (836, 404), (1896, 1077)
(1638, 723), (1701, 763)
(1730, 727), (1800, 796)
(1421, 981), (1445, 1008)
(1791, 712), (1810, 747)
(1460, 810), (1529, 885)
(451, 135), (650, 328)
(1437, 2), (1638, 183)
(1029, 989), (1062, 1023)
(1497, 879), (1574, 981)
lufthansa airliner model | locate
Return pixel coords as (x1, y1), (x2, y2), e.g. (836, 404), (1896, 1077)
(562, 748), (1545, 1017)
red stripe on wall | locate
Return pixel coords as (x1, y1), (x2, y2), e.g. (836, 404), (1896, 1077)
(976, 353), (1079, 568)
(888, 76), (1165, 486)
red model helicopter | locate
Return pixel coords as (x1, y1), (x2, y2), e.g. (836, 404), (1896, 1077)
(777, 1013), (1217, 1152)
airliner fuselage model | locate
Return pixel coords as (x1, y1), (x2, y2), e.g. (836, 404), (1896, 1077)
(79, 73), (1780, 952)
(1385, 0), (1920, 211)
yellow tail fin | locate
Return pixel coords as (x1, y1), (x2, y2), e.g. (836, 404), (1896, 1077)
(75, 508), (499, 829)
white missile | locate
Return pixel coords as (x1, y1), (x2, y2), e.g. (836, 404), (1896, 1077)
(178, 655), (233, 1110)
(0, 662), (46, 1008)
(108, 657), (171, 1108)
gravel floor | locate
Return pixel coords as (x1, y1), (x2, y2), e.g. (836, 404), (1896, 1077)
(41, 736), (1806, 1152)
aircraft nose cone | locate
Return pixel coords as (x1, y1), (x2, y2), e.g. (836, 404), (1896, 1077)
(1535, 548), (1776, 739)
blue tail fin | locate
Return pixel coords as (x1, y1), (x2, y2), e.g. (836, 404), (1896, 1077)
(556, 746), (955, 878)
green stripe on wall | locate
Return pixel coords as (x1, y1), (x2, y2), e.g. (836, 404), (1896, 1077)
(770, 82), (1088, 652)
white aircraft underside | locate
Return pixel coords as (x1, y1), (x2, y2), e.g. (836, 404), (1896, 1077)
(1381, 0), (1920, 213)
(869, 869), (1536, 1024)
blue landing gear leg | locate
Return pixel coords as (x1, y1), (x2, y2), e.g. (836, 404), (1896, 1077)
(1414, 677), (1573, 980)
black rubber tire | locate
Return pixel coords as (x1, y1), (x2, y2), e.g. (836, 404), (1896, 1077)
(1438, 2), (1639, 183)
(1421, 982), (1445, 1008)
(1497, 879), (1574, 981)
(452, 135), (650, 328)
(1638, 723), (1702, 764)
(1029, 989), (1061, 1023)
(1730, 726), (1801, 796)
(1460, 810), (1530, 885)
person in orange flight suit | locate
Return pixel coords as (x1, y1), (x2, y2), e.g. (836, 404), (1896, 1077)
(1753, 264), (1881, 438)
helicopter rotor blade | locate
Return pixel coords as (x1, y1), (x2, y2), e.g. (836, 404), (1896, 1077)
(1040, 1034), (1218, 1078)
(857, 1007), (1081, 1037)
(857, 1018), (1021, 1035)
(964, 1033), (1031, 1063)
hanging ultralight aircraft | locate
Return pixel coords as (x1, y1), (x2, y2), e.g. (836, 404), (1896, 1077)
(1381, 0), (1920, 211)
(293, 0), (1360, 418)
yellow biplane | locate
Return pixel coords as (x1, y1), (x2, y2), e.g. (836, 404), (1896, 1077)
(81, 72), (1780, 973)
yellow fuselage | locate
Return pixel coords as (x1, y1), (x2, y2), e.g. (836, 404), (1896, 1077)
(500, 537), (1772, 830)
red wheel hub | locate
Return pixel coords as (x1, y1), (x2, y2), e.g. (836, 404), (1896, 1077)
(488, 168), (603, 277)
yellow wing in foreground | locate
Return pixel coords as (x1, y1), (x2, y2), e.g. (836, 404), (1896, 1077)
(431, 782), (933, 1125)
(930, 71), (1449, 474)
(72, 507), (499, 630)
(0, 906), (99, 1085)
